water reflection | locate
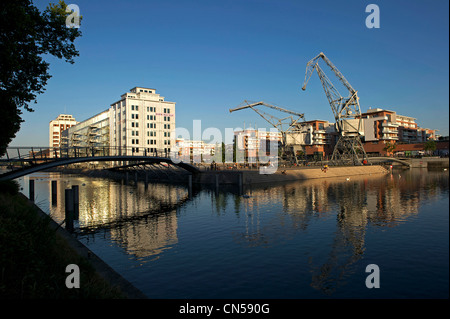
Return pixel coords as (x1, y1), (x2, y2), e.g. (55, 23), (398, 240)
(17, 168), (448, 297)
(227, 170), (448, 295)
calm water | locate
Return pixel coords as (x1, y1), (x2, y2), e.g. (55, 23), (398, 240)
(17, 168), (449, 299)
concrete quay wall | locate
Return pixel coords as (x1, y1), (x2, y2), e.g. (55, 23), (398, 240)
(195, 165), (389, 185)
(400, 157), (449, 168)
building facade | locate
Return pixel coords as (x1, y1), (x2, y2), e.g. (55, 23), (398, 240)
(49, 114), (78, 149)
(174, 138), (216, 163)
(109, 87), (175, 156)
(61, 87), (176, 157)
(361, 108), (438, 156)
(286, 120), (335, 159)
(234, 128), (282, 162)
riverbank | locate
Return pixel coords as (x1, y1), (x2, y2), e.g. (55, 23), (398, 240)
(48, 164), (389, 186)
(196, 165), (389, 185)
(0, 180), (147, 299)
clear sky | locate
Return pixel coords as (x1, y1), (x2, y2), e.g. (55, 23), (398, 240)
(11, 0), (449, 146)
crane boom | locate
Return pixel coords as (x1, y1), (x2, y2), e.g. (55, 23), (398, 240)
(301, 52), (367, 165)
(229, 101), (304, 118)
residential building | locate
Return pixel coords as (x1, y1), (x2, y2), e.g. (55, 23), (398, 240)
(360, 108), (438, 155)
(61, 110), (110, 156)
(286, 120), (335, 159)
(61, 87), (176, 157)
(234, 128), (282, 162)
(174, 138), (216, 163)
(110, 87), (176, 156)
(49, 114), (78, 149)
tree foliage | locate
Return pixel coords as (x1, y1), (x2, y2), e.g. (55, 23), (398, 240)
(383, 141), (396, 156)
(0, 0), (81, 155)
(424, 140), (437, 154)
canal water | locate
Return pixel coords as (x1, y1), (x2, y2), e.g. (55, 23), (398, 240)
(17, 168), (448, 299)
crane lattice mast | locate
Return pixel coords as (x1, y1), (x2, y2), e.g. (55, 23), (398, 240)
(302, 52), (367, 165)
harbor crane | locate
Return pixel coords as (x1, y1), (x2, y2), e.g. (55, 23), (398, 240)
(229, 100), (305, 163)
(302, 52), (367, 165)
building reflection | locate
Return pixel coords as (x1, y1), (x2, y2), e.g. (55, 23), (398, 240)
(37, 168), (447, 295)
(232, 169), (448, 294)
(47, 177), (190, 260)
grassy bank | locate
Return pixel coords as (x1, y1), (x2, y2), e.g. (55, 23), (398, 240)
(0, 180), (125, 299)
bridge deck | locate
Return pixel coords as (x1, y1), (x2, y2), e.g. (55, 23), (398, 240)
(0, 155), (200, 181)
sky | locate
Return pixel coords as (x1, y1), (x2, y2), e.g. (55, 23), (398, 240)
(11, 0), (449, 146)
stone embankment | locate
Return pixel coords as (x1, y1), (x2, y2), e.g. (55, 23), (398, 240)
(196, 165), (389, 185)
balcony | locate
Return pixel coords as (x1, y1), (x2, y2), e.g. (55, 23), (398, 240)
(382, 128), (398, 134)
(382, 122), (399, 128)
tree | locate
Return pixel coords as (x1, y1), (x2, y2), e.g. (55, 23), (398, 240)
(424, 140), (437, 155)
(383, 141), (396, 156)
(0, 0), (82, 156)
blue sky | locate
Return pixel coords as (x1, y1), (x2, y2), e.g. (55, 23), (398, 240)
(12, 0), (449, 146)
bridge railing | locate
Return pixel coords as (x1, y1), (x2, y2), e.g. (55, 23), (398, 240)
(0, 146), (172, 168)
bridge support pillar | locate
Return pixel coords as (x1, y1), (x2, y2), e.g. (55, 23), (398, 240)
(72, 185), (79, 220)
(51, 180), (57, 205)
(65, 189), (74, 233)
(29, 179), (35, 202)
(188, 175), (192, 199)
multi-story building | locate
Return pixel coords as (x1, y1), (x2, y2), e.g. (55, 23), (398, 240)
(109, 87), (176, 156)
(361, 108), (437, 144)
(49, 114), (78, 149)
(286, 120), (335, 159)
(360, 107), (438, 155)
(234, 128), (282, 162)
(174, 138), (216, 163)
(61, 110), (110, 156)
(361, 108), (399, 143)
(61, 87), (176, 157)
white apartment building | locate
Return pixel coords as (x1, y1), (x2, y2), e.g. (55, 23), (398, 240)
(49, 114), (78, 149)
(109, 87), (176, 156)
(61, 87), (176, 157)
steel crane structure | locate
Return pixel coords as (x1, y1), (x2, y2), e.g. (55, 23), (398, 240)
(229, 100), (305, 163)
(302, 52), (367, 165)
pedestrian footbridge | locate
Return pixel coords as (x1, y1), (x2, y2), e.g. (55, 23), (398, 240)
(367, 157), (411, 168)
(0, 147), (200, 181)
